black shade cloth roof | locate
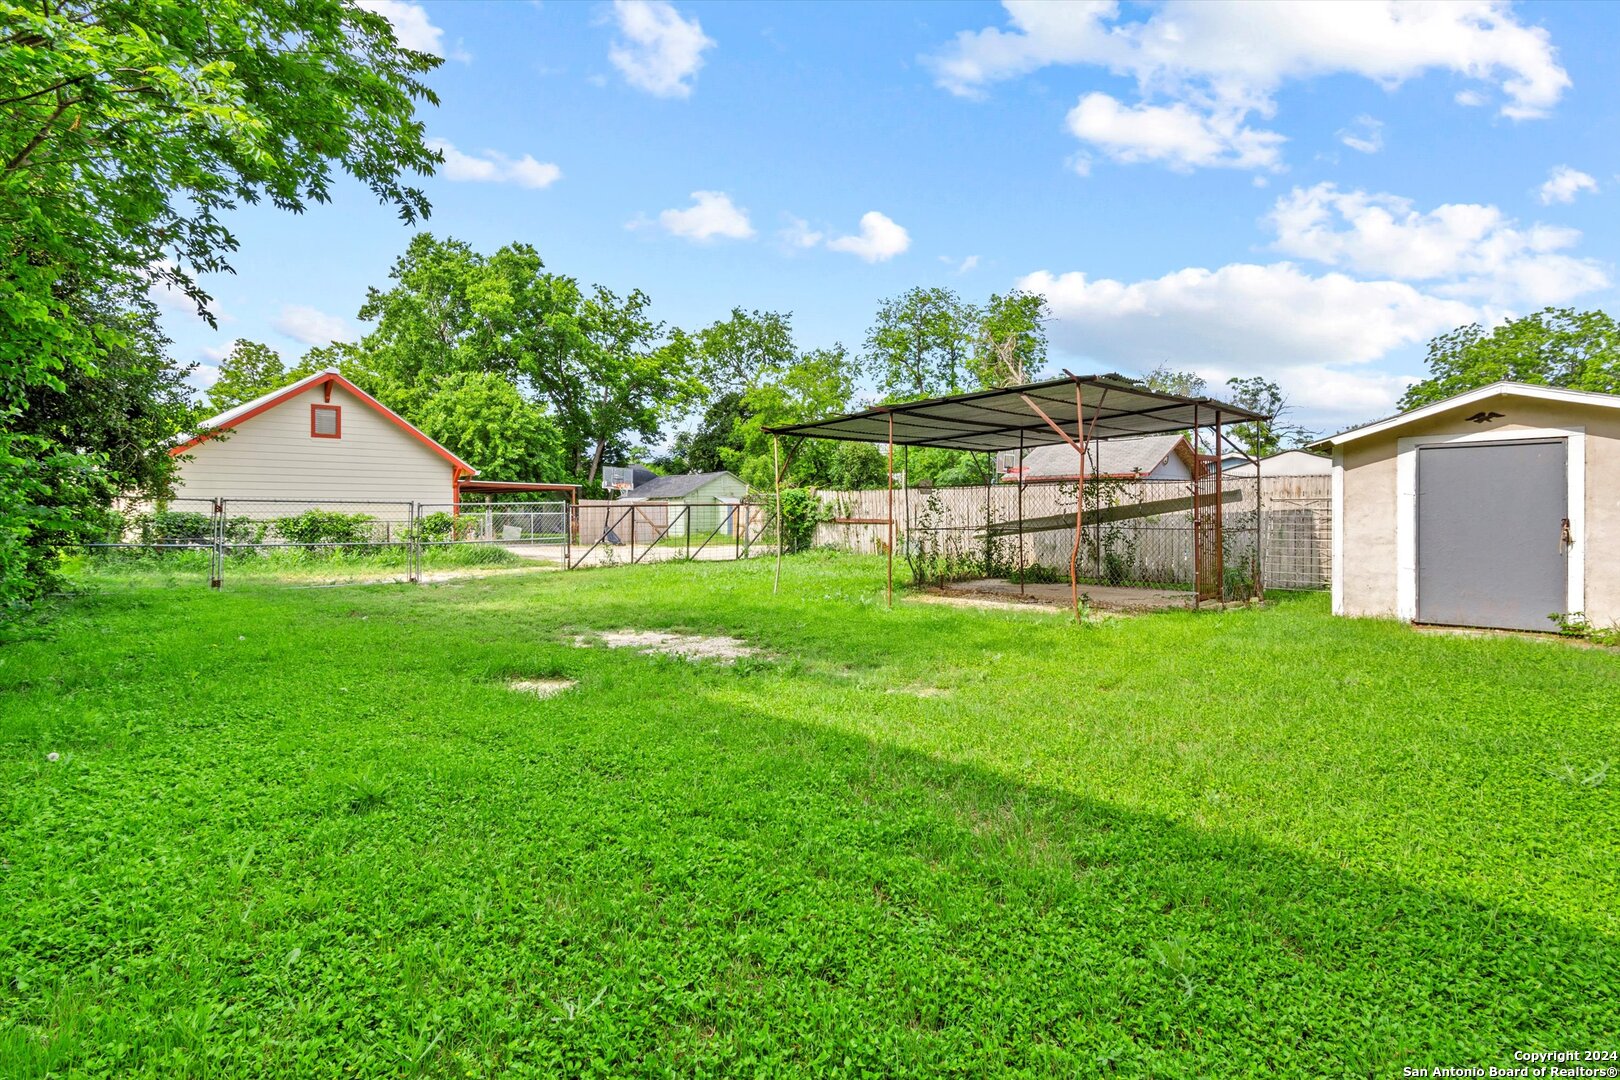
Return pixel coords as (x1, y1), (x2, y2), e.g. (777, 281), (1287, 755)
(763, 374), (1270, 453)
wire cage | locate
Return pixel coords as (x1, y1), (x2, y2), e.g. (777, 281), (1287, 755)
(891, 476), (1263, 601)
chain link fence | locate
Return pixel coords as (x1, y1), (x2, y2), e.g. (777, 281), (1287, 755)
(66, 497), (775, 589)
(816, 475), (1331, 598)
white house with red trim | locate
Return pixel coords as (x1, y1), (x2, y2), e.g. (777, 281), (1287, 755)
(171, 369), (478, 506)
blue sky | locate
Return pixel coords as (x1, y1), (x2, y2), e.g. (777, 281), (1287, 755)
(159, 0), (1620, 437)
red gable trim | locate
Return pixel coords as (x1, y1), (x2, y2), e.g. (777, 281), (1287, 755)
(172, 373), (479, 476)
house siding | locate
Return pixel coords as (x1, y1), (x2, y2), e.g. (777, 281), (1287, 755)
(1336, 393), (1620, 626)
(173, 383), (456, 506)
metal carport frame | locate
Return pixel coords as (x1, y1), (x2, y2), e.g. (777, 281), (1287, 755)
(764, 372), (1271, 620)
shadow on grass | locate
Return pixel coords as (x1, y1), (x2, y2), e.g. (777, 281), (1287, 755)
(677, 687), (1618, 1076)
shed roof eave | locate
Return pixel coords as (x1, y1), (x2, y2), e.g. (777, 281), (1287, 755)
(1311, 381), (1620, 450)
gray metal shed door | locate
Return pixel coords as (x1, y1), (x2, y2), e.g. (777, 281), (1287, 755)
(1417, 439), (1568, 631)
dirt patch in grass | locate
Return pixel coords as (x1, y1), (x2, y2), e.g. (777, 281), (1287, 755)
(507, 678), (577, 697)
(888, 684), (951, 698)
(576, 630), (761, 663)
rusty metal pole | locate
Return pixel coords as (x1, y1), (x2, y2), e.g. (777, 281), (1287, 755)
(1214, 410), (1225, 603)
(1192, 402), (1201, 610)
(1255, 442), (1265, 601)
(772, 435), (784, 594)
(1017, 427), (1026, 595)
(1071, 381), (1085, 623)
(984, 452), (994, 576)
(886, 412), (895, 608)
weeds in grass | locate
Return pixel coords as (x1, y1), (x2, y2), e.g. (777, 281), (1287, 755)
(2, 555), (1617, 1076)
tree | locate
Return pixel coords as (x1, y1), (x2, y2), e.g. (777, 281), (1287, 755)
(864, 287), (980, 400)
(18, 292), (197, 503)
(0, 0), (440, 608)
(354, 235), (701, 485)
(972, 289), (1050, 387)
(355, 235), (548, 416)
(730, 345), (860, 490)
(696, 308), (797, 395)
(537, 285), (698, 484)
(1223, 377), (1312, 456)
(1400, 307), (1620, 410)
(207, 341), (287, 412)
(1141, 364), (1207, 398)
(415, 373), (566, 483)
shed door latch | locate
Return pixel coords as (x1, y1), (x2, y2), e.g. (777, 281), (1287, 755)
(1561, 517), (1574, 547)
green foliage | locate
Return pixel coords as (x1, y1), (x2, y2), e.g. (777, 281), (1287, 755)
(0, 0), (440, 612)
(206, 340), (287, 412)
(696, 308), (797, 395)
(971, 289), (1051, 386)
(864, 286), (981, 399)
(1548, 611), (1620, 647)
(1401, 307), (1620, 410)
(354, 234), (700, 484)
(3, 559), (1619, 1072)
(408, 511), (457, 543)
(415, 371), (567, 482)
(772, 488), (827, 552)
(1142, 364), (1208, 398)
(1223, 376), (1313, 455)
(134, 510), (212, 544)
(272, 510), (375, 546)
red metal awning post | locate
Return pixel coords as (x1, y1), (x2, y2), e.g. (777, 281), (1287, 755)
(1071, 381), (1085, 622)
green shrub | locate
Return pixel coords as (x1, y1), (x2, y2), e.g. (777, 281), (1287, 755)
(137, 510), (213, 544)
(273, 510), (375, 546)
(774, 489), (827, 553)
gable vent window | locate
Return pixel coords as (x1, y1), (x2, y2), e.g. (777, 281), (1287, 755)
(311, 404), (341, 439)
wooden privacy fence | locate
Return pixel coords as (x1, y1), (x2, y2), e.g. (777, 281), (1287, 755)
(812, 474), (1332, 590)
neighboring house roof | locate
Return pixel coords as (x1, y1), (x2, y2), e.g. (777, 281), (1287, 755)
(1015, 434), (1193, 481)
(1223, 449), (1332, 477)
(1311, 381), (1620, 449)
(172, 369), (478, 475)
(626, 470), (739, 500)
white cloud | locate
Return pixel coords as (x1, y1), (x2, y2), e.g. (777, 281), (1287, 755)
(955, 254), (980, 274)
(826, 211), (911, 263)
(1537, 165), (1598, 205)
(608, 0), (714, 98)
(146, 260), (225, 321)
(929, 1), (1568, 172)
(1066, 93), (1284, 172)
(1018, 262), (1477, 421)
(1020, 263), (1473, 372)
(657, 191), (755, 242)
(354, 0), (469, 62)
(1268, 182), (1608, 306)
(779, 215), (824, 249)
(274, 305), (354, 347)
(427, 139), (561, 189)
(1455, 89), (1489, 107)
(1338, 114), (1384, 154)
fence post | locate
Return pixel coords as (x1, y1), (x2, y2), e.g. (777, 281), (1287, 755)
(212, 498), (224, 589)
(408, 502), (418, 584)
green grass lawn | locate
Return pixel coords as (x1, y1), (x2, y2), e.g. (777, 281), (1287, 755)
(2, 553), (1616, 1077)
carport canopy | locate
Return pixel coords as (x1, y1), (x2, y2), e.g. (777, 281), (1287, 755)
(762, 373), (1269, 453)
(760, 373), (1271, 616)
